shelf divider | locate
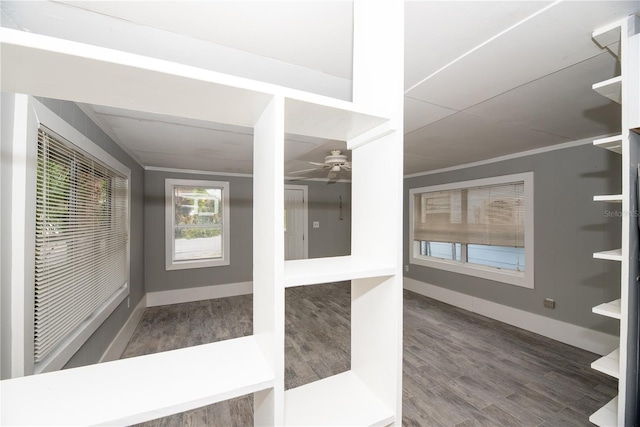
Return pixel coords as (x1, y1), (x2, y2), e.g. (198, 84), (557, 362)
(593, 194), (623, 203)
(591, 348), (620, 378)
(589, 396), (618, 427)
(593, 299), (622, 319)
(593, 135), (623, 153)
(593, 248), (623, 261)
(592, 22), (621, 58)
(284, 371), (395, 427)
(284, 255), (395, 288)
(593, 76), (622, 104)
(0, 336), (274, 426)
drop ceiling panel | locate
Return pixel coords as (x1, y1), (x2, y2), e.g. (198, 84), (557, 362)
(407, 1), (639, 111)
(405, 111), (570, 164)
(404, 97), (457, 134)
(58, 0), (354, 79)
(405, 1), (552, 89)
(404, 154), (459, 176)
(466, 52), (622, 140)
(103, 115), (253, 156)
(3, 1), (351, 99)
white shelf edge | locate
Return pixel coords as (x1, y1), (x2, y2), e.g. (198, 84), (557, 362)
(592, 299), (622, 319)
(284, 255), (396, 288)
(593, 76), (622, 104)
(593, 248), (623, 261)
(589, 396), (618, 427)
(591, 348), (620, 379)
(593, 194), (623, 203)
(0, 336), (274, 426)
(284, 371), (395, 427)
(593, 135), (623, 154)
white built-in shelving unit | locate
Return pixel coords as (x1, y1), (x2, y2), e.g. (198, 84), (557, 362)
(590, 14), (640, 427)
(0, 2), (404, 426)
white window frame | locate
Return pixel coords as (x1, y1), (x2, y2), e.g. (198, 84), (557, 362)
(165, 179), (230, 270)
(8, 96), (131, 376)
(409, 172), (534, 289)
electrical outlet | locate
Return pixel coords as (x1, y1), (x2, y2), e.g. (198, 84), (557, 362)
(313, 221), (320, 228)
(404, 265), (409, 272)
(544, 298), (555, 309)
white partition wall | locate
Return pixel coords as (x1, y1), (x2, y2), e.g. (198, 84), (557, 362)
(252, 96), (285, 426)
(590, 14), (640, 427)
(0, 2), (404, 426)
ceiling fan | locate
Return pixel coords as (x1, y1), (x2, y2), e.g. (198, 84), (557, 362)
(289, 150), (352, 182)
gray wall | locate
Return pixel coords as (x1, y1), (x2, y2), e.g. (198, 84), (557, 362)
(34, 98), (146, 369)
(145, 171), (352, 293)
(305, 181), (352, 258)
(404, 143), (622, 335)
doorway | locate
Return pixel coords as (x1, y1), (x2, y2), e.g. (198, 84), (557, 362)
(284, 185), (308, 260)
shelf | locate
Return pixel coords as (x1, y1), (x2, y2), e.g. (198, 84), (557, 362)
(593, 299), (622, 319)
(0, 28), (388, 141)
(0, 336), (274, 426)
(593, 248), (623, 261)
(593, 135), (623, 154)
(593, 22), (621, 58)
(593, 76), (622, 104)
(284, 371), (394, 427)
(284, 255), (395, 288)
(591, 348), (620, 378)
(589, 396), (618, 427)
(593, 194), (623, 203)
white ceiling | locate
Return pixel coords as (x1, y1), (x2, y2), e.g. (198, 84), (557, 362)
(2, 0), (638, 176)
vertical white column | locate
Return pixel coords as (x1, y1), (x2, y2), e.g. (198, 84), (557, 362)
(252, 95), (285, 426)
(5, 94), (38, 379)
(620, 14), (640, 426)
(350, 1), (404, 424)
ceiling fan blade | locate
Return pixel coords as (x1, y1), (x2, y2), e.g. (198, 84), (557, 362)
(288, 167), (321, 175)
(342, 165), (352, 171)
(309, 161), (330, 167)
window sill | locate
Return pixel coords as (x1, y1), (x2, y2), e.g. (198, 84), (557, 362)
(166, 258), (230, 271)
(410, 256), (533, 289)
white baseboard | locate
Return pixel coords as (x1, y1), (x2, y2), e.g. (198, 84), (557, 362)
(100, 295), (147, 363)
(146, 281), (253, 307)
(403, 277), (618, 356)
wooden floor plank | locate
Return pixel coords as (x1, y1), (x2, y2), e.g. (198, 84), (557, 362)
(123, 283), (615, 426)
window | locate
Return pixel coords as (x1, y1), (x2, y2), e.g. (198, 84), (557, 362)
(165, 179), (230, 270)
(34, 126), (129, 369)
(409, 173), (534, 288)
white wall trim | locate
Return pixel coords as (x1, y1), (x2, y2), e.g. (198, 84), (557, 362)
(404, 136), (596, 179)
(146, 281), (253, 307)
(403, 277), (618, 356)
(145, 165), (352, 183)
(100, 295), (148, 363)
(146, 166), (253, 178)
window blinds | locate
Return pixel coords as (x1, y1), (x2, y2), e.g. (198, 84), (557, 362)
(413, 182), (524, 248)
(34, 128), (128, 364)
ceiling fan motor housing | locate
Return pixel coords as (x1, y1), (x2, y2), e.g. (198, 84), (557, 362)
(325, 150), (348, 165)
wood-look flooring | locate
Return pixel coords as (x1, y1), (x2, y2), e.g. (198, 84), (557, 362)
(122, 282), (616, 426)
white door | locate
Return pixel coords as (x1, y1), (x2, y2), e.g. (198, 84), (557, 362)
(284, 186), (308, 260)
